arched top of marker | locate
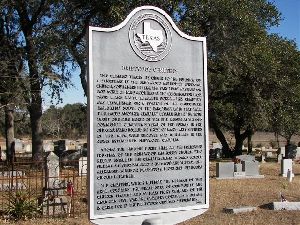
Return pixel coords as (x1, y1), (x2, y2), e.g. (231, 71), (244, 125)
(89, 5), (205, 42)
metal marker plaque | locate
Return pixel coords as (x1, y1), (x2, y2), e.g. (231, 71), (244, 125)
(88, 6), (208, 225)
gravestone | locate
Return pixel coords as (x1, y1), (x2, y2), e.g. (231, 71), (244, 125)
(266, 152), (273, 158)
(242, 161), (259, 176)
(41, 152), (68, 216)
(24, 143), (31, 153)
(234, 163), (243, 172)
(261, 154), (266, 163)
(224, 206), (257, 214)
(46, 152), (60, 189)
(209, 148), (222, 159)
(43, 142), (54, 152)
(279, 147), (285, 157)
(216, 162), (234, 178)
(277, 154), (283, 163)
(285, 144), (297, 159)
(79, 157), (87, 176)
(14, 139), (24, 153)
(54, 139), (69, 156)
(272, 202), (300, 210)
(281, 159), (294, 177)
(296, 147), (300, 159)
(88, 6), (208, 225)
(212, 142), (222, 149)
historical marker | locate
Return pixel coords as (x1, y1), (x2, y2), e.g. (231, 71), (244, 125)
(88, 6), (208, 225)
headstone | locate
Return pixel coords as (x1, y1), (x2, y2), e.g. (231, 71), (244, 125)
(234, 164), (242, 172)
(24, 144), (32, 153)
(279, 147), (285, 157)
(296, 147), (300, 159)
(281, 159), (293, 177)
(212, 142), (222, 149)
(209, 148), (222, 159)
(54, 140), (69, 156)
(277, 154), (283, 163)
(88, 6), (208, 225)
(242, 161), (259, 176)
(236, 155), (256, 162)
(79, 157), (87, 176)
(216, 162), (234, 178)
(272, 202), (300, 210)
(224, 206), (257, 214)
(285, 144), (297, 159)
(42, 152), (67, 216)
(14, 139), (23, 153)
(43, 142), (54, 152)
(261, 154), (265, 163)
(266, 152), (273, 158)
(46, 152), (60, 189)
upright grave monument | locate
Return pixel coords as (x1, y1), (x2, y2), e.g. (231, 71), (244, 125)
(88, 6), (208, 225)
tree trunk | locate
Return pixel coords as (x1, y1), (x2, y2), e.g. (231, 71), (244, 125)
(234, 135), (244, 156)
(209, 109), (232, 158)
(29, 91), (43, 161)
(234, 123), (253, 156)
(247, 128), (253, 154)
(5, 106), (14, 164)
(26, 41), (44, 161)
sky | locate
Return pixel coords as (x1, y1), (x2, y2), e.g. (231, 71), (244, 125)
(43, 0), (300, 108)
(268, 0), (300, 48)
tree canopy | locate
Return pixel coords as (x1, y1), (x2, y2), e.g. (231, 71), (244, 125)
(0, 0), (299, 159)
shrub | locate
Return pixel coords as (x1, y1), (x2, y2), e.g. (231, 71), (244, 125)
(5, 191), (41, 220)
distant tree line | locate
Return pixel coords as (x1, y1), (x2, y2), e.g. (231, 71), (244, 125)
(41, 103), (87, 140)
(0, 0), (299, 160)
(0, 103), (87, 140)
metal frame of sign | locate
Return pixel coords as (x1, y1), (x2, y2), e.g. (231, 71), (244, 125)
(88, 5), (208, 224)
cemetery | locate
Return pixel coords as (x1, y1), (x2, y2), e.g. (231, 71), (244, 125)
(0, 135), (299, 225)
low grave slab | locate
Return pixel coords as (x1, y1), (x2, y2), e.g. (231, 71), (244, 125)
(272, 202), (300, 210)
(224, 206), (257, 214)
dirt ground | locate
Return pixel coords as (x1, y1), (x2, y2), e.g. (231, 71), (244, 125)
(1, 162), (300, 225)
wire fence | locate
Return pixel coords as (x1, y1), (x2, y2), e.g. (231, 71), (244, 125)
(0, 157), (87, 219)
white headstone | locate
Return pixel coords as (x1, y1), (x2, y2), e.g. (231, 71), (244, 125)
(212, 142), (222, 149)
(280, 146), (285, 157)
(261, 154), (266, 163)
(277, 154), (283, 163)
(281, 159), (294, 177)
(266, 152), (273, 158)
(296, 147), (300, 159)
(79, 157), (87, 176)
(46, 152), (60, 188)
(24, 144), (32, 153)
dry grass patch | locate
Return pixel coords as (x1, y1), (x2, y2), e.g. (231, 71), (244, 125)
(1, 162), (300, 225)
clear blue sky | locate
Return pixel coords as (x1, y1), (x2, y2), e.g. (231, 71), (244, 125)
(44, 1), (300, 108)
(268, 0), (300, 48)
